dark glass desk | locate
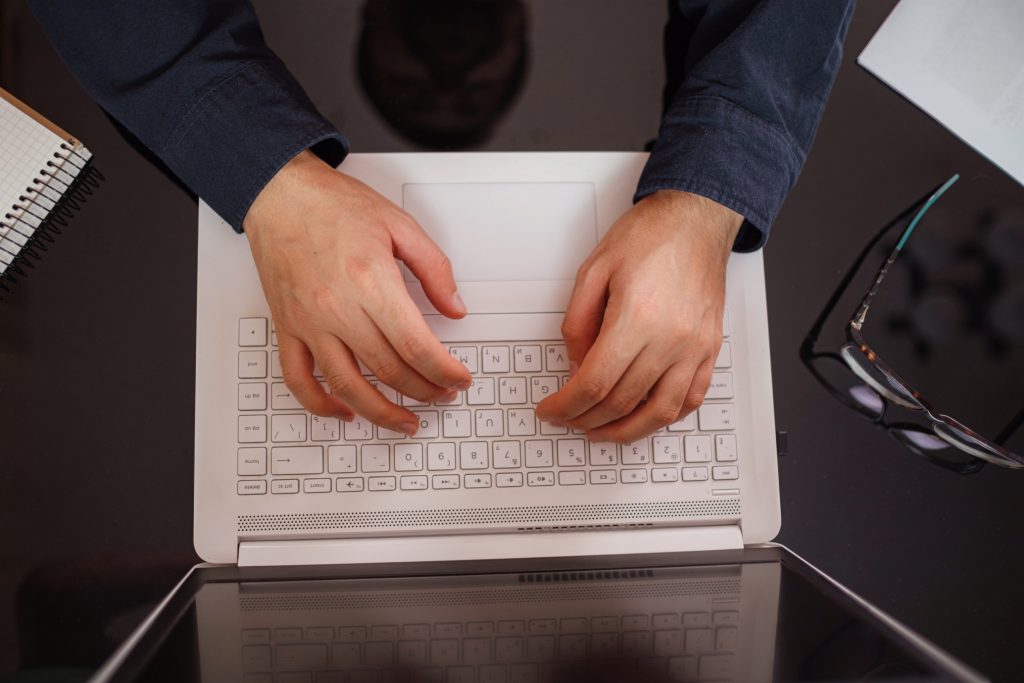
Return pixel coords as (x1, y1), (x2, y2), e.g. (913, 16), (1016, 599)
(1, 2), (1021, 681)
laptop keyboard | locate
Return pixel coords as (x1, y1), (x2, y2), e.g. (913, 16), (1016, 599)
(235, 315), (738, 496)
(239, 609), (739, 682)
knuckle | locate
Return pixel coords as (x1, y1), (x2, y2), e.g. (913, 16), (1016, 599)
(670, 317), (699, 340)
(574, 258), (593, 281)
(438, 254), (454, 277)
(396, 334), (429, 362)
(577, 376), (609, 403)
(324, 371), (357, 399)
(608, 391), (639, 416)
(682, 391), (705, 412)
(346, 254), (378, 283)
(703, 330), (723, 353)
(654, 402), (682, 426)
(310, 285), (338, 313)
(560, 319), (583, 342)
(373, 359), (404, 385)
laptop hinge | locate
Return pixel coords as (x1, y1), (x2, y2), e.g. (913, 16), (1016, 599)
(237, 525), (743, 567)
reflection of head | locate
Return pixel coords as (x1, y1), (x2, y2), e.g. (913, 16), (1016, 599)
(358, 0), (529, 149)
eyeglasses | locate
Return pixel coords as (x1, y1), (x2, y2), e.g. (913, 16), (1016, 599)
(801, 175), (1024, 474)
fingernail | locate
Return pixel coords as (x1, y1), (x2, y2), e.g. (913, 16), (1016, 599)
(441, 389), (458, 402)
(453, 378), (472, 391)
(452, 292), (467, 315)
(550, 420), (565, 428)
(400, 421), (418, 436)
(568, 361), (579, 378)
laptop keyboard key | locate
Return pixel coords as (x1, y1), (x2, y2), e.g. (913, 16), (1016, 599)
(482, 345), (511, 373)
(427, 442), (457, 471)
(468, 377), (496, 405)
(271, 447), (322, 475)
(476, 409), (504, 437)
(557, 439), (587, 466)
(465, 473), (493, 488)
(499, 377), (528, 404)
(442, 410), (472, 438)
(460, 442), (489, 469)
(715, 434), (738, 461)
(514, 345), (542, 372)
(622, 439), (650, 464)
(698, 404), (736, 431)
(449, 346), (479, 373)
(368, 476), (396, 491)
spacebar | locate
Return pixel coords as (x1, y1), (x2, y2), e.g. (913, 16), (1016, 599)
(271, 447), (323, 475)
(424, 313), (563, 342)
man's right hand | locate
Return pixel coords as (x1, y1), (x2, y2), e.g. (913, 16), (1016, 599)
(243, 150), (472, 436)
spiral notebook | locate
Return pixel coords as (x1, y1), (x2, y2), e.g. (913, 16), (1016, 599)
(0, 86), (97, 296)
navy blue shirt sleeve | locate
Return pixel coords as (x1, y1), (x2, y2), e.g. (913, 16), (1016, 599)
(638, 0), (856, 251)
(25, 0), (348, 232)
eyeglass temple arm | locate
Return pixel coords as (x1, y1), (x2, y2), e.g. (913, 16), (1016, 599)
(996, 405), (1024, 446)
(849, 176), (959, 333)
(800, 200), (925, 355)
(801, 177), (958, 356)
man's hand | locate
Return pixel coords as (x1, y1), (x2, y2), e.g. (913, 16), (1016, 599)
(243, 151), (472, 436)
(536, 190), (742, 443)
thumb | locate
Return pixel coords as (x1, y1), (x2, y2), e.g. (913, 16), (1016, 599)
(391, 219), (467, 319)
(561, 263), (608, 370)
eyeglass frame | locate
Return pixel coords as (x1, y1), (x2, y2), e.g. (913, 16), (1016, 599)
(799, 174), (1024, 473)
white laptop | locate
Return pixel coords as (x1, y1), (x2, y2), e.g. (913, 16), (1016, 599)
(194, 152), (780, 567)
(87, 152), (984, 682)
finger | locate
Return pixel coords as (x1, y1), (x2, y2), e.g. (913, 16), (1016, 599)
(588, 363), (696, 443)
(277, 332), (354, 419)
(560, 260), (608, 370)
(391, 216), (467, 319)
(536, 303), (645, 423)
(567, 347), (666, 432)
(362, 267), (473, 391)
(309, 333), (419, 435)
(678, 356), (715, 421)
(344, 310), (459, 403)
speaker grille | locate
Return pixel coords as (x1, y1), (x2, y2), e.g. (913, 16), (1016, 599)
(239, 577), (741, 612)
(237, 499), (740, 533)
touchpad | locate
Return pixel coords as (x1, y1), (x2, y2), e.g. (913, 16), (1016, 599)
(402, 182), (598, 284)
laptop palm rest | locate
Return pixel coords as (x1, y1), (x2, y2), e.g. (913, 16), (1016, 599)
(402, 181), (598, 316)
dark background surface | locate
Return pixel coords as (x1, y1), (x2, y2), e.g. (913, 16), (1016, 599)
(1, 1), (1022, 681)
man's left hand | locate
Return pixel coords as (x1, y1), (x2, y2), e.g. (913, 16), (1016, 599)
(536, 190), (742, 443)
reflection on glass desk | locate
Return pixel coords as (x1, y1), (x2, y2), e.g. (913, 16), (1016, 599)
(110, 549), (977, 682)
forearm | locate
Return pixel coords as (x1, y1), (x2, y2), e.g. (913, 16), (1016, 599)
(26, 0), (348, 230)
(638, 0), (856, 251)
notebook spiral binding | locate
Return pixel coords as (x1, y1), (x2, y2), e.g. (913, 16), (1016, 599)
(0, 142), (103, 301)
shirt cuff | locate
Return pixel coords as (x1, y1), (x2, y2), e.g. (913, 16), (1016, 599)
(160, 59), (348, 232)
(634, 95), (805, 253)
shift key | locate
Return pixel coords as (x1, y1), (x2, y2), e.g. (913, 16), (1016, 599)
(272, 447), (323, 475)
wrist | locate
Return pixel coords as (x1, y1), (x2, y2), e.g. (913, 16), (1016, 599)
(244, 149), (329, 237)
(641, 189), (743, 251)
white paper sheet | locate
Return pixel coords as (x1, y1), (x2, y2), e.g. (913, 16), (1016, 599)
(859, 0), (1024, 185)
